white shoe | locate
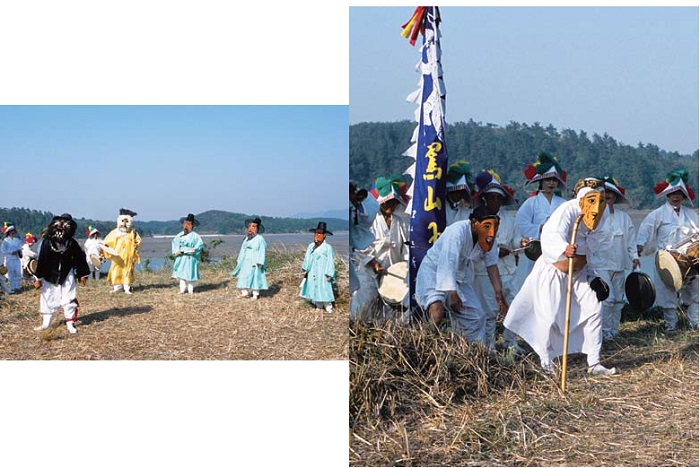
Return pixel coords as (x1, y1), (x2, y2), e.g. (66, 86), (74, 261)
(66, 323), (77, 334)
(324, 304), (333, 313)
(241, 290), (249, 297)
(540, 360), (555, 375)
(33, 324), (49, 331)
(588, 364), (618, 375)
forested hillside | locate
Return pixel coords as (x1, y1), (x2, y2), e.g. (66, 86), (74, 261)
(350, 120), (699, 209)
(0, 207), (346, 239)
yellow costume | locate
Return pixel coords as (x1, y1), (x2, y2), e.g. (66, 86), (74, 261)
(102, 208), (141, 293)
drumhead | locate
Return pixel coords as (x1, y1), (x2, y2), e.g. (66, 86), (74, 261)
(655, 250), (684, 291)
(378, 261), (409, 306)
(625, 271), (655, 312)
(0, 265), (7, 275)
(90, 254), (103, 269)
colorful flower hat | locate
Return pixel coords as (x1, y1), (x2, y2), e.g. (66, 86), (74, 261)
(653, 169), (695, 205)
(25, 232), (37, 245)
(599, 176), (629, 205)
(446, 160), (473, 194)
(472, 169), (517, 206)
(1, 222), (15, 236)
(523, 152), (567, 191)
(370, 175), (410, 205)
(86, 225), (100, 237)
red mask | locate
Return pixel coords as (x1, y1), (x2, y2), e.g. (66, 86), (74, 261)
(472, 216), (499, 252)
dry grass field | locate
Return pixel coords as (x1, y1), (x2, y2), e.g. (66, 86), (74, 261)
(350, 309), (699, 467)
(0, 252), (348, 360)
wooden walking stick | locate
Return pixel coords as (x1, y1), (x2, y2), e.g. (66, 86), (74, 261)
(560, 213), (584, 392)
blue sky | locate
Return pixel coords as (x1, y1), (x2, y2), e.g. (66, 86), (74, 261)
(350, 6), (699, 155)
(0, 105), (348, 221)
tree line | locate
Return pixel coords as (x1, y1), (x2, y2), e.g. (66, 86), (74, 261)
(0, 207), (346, 239)
(350, 120), (699, 209)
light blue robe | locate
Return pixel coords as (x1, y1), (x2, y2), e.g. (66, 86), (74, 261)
(171, 231), (204, 281)
(232, 235), (268, 290)
(300, 241), (336, 303)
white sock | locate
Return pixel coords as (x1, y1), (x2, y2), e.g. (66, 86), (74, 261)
(241, 289), (249, 297)
(187, 282), (194, 294)
(179, 280), (187, 294)
(252, 290), (259, 299)
(66, 322), (77, 334)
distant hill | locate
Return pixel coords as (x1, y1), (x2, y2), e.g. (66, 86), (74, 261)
(350, 120), (699, 209)
(293, 209), (347, 219)
(0, 207), (347, 238)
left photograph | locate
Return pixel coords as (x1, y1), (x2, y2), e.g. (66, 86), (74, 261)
(0, 105), (349, 360)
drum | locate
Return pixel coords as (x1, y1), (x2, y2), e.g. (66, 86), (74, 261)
(655, 249), (698, 292)
(90, 254), (104, 269)
(0, 265), (7, 275)
(625, 271), (656, 312)
(25, 259), (38, 277)
(523, 240), (542, 261)
(378, 261), (409, 307)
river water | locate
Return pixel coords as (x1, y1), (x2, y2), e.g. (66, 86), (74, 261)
(86, 232), (349, 272)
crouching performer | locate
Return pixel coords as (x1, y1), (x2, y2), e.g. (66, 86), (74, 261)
(33, 213), (90, 334)
(504, 178), (618, 376)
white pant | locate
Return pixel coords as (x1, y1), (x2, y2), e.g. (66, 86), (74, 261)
(3, 255), (21, 290)
(597, 270), (626, 336)
(654, 269), (699, 329)
(39, 274), (78, 322)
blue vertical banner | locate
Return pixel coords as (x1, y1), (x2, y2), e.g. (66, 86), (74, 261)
(401, 6), (448, 319)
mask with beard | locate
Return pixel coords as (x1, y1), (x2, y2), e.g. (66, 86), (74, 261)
(116, 214), (134, 235)
(45, 214), (77, 252)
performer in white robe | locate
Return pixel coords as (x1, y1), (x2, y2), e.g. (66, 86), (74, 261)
(83, 226), (104, 280)
(349, 182), (379, 321)
(587, 178), (640, 339)
(470, 170), (523, 351)
(1, 223), (23, 292)
(415, 206), (507, 344)
(504, 179), (618, 375)
(444, 160), (473, 226)
(21, 232), (38, 280)
(353, 176), (410, 319)
(636, 170), (699, 330)
(515, 152), (567, 274)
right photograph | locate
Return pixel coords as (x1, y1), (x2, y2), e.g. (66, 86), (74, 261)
(349, 6), (698, 467)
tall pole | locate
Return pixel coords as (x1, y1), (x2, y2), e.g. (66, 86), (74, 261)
(560, 214), (584, 392)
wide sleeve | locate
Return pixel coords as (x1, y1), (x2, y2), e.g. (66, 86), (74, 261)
(540, 203), (573, 263)
(625, 213), (639, 262)
(434, 226), (463, 293)
(515, 197), (539, 239)
(323, 244), (336, 279)
(171, 235), (181, 254)
(253, 236), (267, 266)
(636, 210), (659, 255)
(72, 242), (91, 279)
(193, 234), (204, 255)
(301, 244), (313, 272)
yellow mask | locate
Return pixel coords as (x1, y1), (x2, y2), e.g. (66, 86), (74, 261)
(579, 191), (605, 230)
(472, 216), (499, 252)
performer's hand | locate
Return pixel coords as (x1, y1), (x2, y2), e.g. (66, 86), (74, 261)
(326, 275), (332, 282)
(33, 280), (41, 289)
(520, 238), (530, 248)
(496, 295), (509, 318)
(372, 260), (383, 274)
(448, 290), (462, 314)
(80, 277), (87, 286)
(564, 244), (577, 258)
(257, 264), (264, 269)
(633, 258), (641, 270)
(636, 245), (643, 256)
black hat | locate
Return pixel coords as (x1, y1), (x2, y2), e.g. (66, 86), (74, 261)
(309, 221), (333, 236)
(179, 213), (200, 226)
(49, 212), (77, 237)
(245, 217), (264, 233)
(119, 208), (138, 217)
(469, 206), (500, 223)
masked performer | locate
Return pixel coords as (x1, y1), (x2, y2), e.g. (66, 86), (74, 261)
(471, 170), (523, 351)
(172, 213), (204, 295)
(415, 206), (507, 344)
(1, 222), (23, 293)
(637, 170), (699, 330)
(587, 177), (640, 339)
(445, 160), (473, 226)
(83, 225), (104, 280)
(505, 178), (618, 375)
(515, 152), (567, 273)
(32, 213), (90, 334)
(231, 217), (268, 300)
(103, 208), (141, 294)
(300, 222), (336, 313)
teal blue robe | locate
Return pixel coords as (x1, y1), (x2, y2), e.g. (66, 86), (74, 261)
(171, 231), (204, 281)
(232, 235), (268, 290)
(299, 241), (336, 303)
